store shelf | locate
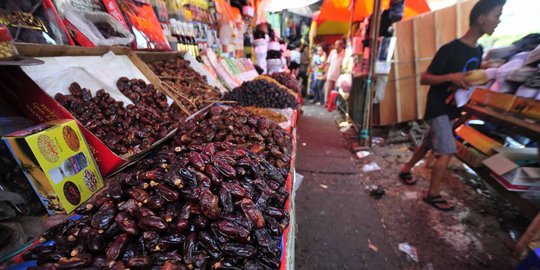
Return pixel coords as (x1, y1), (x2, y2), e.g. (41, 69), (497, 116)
(456, 103), (540, 219)
(463, 104), (540, 141)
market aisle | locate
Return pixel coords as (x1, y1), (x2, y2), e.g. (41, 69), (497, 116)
(294, 104), (403, 269)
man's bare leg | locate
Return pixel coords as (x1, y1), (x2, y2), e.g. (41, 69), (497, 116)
(400, 145), (429, 173)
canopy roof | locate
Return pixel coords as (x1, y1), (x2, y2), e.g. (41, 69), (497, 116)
(317, 0), (430, 23)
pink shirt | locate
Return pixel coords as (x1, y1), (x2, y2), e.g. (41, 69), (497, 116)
(326, 49), (345, 81)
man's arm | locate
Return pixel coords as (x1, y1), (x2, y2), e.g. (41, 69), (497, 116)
(420, 71), (469, 89)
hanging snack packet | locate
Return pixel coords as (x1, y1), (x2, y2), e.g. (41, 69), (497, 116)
(116, 0), (171, 50)
(0, 0), (73, 45)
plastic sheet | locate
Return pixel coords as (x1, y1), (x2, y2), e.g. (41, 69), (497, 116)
(0, 217), (44, 262)
(62, 3), (134, 46)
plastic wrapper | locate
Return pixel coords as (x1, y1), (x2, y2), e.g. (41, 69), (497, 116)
(0, 217), (44, 263)
(62, 3), (134, 46)
(0, 0), (72, 45)
(515, 85), (539, 98)
(490, 58), (525, 93)
(0, 26), (18, 60)
(116, 0), (171, 51)
(0, 192), (24, 221)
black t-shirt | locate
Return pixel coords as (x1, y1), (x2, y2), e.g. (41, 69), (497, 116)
(424, 39), (483, 120)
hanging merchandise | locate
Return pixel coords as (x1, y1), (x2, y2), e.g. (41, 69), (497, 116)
(150, 0), (172, 37)
(116, 0), (172, 50)
(0, 0), (74, 45)
(61, 3), (135, 47)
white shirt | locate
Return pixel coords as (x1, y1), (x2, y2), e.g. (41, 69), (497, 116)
(326, 49), (345, 81)
(290, 50), (301, 64)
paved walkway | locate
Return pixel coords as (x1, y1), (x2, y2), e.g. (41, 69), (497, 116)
(294, 104), (403, 270)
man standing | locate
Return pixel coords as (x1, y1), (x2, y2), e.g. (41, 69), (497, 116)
(398, 0), (506, 211)
(312, 46), (327, 105)
(324, 39), (346, 106)
(299, 45), (310, 97)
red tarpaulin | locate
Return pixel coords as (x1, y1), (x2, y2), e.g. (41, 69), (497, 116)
(317, 0), (430, 24)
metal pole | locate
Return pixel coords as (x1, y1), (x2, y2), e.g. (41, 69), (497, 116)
(359, 0), (382, 147)
(348, 0), (356, 40)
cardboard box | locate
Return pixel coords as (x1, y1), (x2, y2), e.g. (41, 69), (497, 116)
(2, 119), (103, 214)
(455, 124), (503, 156)
(511, 97), (540, 121)
(482, 147), (540, 191)
(455, 140), (486, 168)
(0, 44), (179, 176)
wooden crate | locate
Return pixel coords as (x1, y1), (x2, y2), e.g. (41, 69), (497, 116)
(484, 91), (517, 111)
(511, 97), (540, 121)
(455, 124), (503, 156)
(470, 88), (490, 104)
(455, 140), (487, 168)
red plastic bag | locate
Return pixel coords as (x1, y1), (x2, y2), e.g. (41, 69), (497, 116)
(115, 0), (171, 51)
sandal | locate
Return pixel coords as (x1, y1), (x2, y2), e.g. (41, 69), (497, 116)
(423, 195), (455, 212)
(398, 172), (417, 185)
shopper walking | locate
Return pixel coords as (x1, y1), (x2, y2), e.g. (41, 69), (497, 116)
(299, 45), (310, 97)
(398, 0), (506, 211)
(324, 39), (346, 106)
(312, 46), (326, 105)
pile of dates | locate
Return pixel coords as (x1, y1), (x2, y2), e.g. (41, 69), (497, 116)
(173, 107), (292, 175)
(55, 78), (185, 155)
(147, 57), (222, 112)
(223, 80), (298, 109)
(268, 73), (301, 94)
(94, 22), (124, 39)
(23, 141), (289, 270)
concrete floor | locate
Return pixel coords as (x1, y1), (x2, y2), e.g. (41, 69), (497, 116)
(293, 103), (524, 270)
(294, 104), (404, 269)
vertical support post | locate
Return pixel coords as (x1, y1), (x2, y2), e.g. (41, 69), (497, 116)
(359, 0), (382, 147)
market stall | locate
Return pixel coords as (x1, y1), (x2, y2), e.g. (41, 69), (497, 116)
(0, 0), (304, 268)
(368, 0), (540, 260)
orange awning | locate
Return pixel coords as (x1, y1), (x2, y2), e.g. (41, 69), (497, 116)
(317, 0), (430, 24)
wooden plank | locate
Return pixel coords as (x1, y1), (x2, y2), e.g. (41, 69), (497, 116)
(413, 13), (436, 119)
(457, 0), (478, 36)
(393, 24), (402, 123)
(379, 65), (397, 125)
(435, 5), (457, 48)
(395, 20), (417, 122)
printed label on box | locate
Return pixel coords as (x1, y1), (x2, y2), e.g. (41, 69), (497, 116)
(3, 119), (103, 214)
